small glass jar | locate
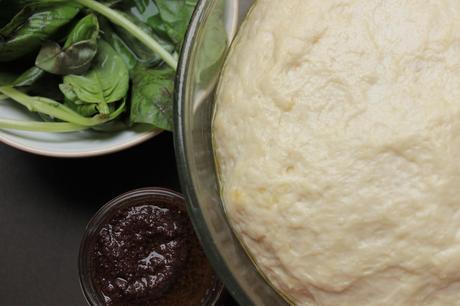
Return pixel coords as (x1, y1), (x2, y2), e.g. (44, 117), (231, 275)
(78, 187), (224, 306)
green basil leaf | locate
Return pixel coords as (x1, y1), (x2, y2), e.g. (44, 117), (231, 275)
(0, 0), (52, 28)
(35, 14), (99, 75)
(0, 66), (45, 87)
(58, 83), (78, 102)
(64, 99), (99, 117)
(125, 0), (160, 23)
(64, 14), (99, 49)
(113, 11), (175, 67)
(153, 0), (197, 45)
(14, 66), (45, 87)
(130, 65), (174, 130)
(99, 17), (138, 71)
(118, 0), (169, 38)
(0, 3), (80, 61)
(114, 0), (197, 48)
(61, 40), (129, 114)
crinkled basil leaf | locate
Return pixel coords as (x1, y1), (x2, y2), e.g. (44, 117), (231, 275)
(117, 0), (169, 38)
(0, 3), (80, 62)
(64, 99), (99, 117)
(113, 0), (197, 49)
(35, 14), (99, 75)
(153, 0), (197, 45)
(130, 65), (174, 130)
(113, 10), (175, 67)
(99, 17), (138, 71)
(0, 66), (45, 87)
(0, 0), (39, 27)
(61, 40), (129, 114)
(64, 14), (99, 49)
(14, 66), (45, 87)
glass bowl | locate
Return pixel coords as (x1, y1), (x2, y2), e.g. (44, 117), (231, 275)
(78, 187), (224, 306)
(174, 0), (287, 305)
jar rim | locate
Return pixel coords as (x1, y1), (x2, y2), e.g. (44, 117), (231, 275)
(78, 187), (224, 306)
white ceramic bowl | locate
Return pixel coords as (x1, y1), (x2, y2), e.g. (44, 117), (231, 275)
(0, 98), (160, 157)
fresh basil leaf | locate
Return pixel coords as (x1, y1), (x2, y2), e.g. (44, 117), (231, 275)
(58, 83), (78, 102)
(113, 0), (168, 41)
(154, 0), (197, 45)
(92, 97), (129, 132)
(113, 11), (175, 67)
(0, 0), (44, 28)
(61, 40), (129, 114)
(130, 65), (174, 130)
(64, 99), (99, 117)
(35, 41), (97, 75)
(64, 14), (99, 49)
(125, 0), (160, 23)
(0, 66), (45, 87)
(0, 3), (80, 62)
(35, 14), (99, 75)
(99, 17), (138, 71)
(114, 0), (197, 48)
(14, 66), (45, 87)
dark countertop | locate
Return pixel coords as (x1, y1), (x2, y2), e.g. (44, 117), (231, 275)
(0, 133), (235, 306)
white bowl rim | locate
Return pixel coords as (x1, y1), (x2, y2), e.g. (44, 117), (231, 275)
(0, 130), (161, 158)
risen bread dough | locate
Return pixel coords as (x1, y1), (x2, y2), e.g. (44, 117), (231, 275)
(213, 0), (460, 305)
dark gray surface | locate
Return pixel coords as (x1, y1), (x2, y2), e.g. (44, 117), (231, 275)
(0, 133), (233, 306)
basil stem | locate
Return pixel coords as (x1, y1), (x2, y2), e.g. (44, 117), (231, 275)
(74, 0), (178, 70)
(0, 86), (125, 126)
(0, 118), (87, 132)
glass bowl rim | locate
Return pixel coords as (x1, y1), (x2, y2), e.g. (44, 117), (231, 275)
(173, 1), (254, 305)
